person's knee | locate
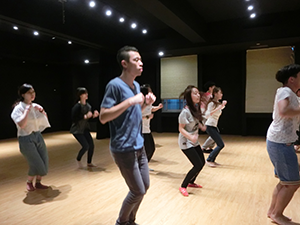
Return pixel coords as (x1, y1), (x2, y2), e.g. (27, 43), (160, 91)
(144, 182), (150, 192)
(82, 144), (89, 150)
(284, 184), (300, 191)
(132, 187), (146, 196)
(219, 143), (225, 149)
(194, 165), (203, 172)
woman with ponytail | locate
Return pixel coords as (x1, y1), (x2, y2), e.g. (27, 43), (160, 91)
(178, 85), (206, 197)
(205, 87), (227, 167)
(11, 83), (50, 191)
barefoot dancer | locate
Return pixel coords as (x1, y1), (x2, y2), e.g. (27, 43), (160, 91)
(266, 64), (300, 225)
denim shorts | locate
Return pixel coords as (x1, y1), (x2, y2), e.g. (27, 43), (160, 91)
(266, 140), (300, 185)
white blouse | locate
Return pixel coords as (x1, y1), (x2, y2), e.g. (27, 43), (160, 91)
(267, 87), (300, 143)
(142, 104), (152, 134)
(11, 102), (51, 137)
(205, 102), (224, 127)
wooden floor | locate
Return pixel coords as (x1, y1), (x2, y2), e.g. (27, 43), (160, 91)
(0, 132), (300, 225)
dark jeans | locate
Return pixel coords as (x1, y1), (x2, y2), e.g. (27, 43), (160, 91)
(111, 148), (150, 224)
(143, 133), (155, 162)
(181, 145), (205, 188)
(73, 129), (94, 164)
(206, 126), (225, 162)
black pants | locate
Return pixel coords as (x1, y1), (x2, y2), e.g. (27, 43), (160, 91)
(73, 129), (94, 164)
(181, 145), (205, 188)
(143, 133), (155, 162)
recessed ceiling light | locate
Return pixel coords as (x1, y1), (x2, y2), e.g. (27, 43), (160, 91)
(84, 59), (89, 64)
(13, 26), (18, 30)
(33, 31), (39, 36)
(119, 17), (125, 23)
(106, 10), (112, 16)
(248, 5), (254, 11)
(131, 23), (137, 29)
(142, 29), (147, 34)
(89, 1), (95, 7)
(158, 51), (164, 56)
(52, 36), (56, 40)
(250, 13), (256, 18)
(68, 41), (72, 44)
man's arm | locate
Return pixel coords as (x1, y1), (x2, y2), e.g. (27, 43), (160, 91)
(100, 93), (144, 124)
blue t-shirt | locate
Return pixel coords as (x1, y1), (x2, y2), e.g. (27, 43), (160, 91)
(101, 77), (144, 153)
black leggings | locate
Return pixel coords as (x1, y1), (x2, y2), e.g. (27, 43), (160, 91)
(181, 145), (205, 188)
(73, 129), (94, 164)
(143, 133), (155, 162)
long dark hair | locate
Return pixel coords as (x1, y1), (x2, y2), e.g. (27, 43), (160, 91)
(179, 85), (202, 121)
(12, 83), (33, 108)
(209, 86), (222, 109)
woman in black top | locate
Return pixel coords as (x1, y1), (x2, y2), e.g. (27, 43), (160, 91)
(70, 87), (99, 168)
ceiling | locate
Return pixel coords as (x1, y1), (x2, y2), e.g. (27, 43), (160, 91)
(0, 0), (300, 58)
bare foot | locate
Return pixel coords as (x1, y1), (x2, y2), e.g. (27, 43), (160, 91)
(87, 163), (97, 167)
(206, 161), (216, 167)
(268, 214), (292, 222)
(268, 214), (293, 225)
(77, 161), (83, 169)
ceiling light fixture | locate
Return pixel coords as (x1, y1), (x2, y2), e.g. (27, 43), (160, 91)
(250, 13), (256, 18)
(248, 5), (254, 11)
(68, 41), (72, 44)
(84, 59), (89, 64)
(119, 17), (125, 23)
(13, 26), (18, 30)
(106, 10), (112, 16)
(158, 51), (164, 56)
(89, 1), (95, 8)
(33, 31), (39, 36)
(131, 23), (137, 29)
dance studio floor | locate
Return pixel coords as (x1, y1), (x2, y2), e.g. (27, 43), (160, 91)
(0, 132), (299, 225)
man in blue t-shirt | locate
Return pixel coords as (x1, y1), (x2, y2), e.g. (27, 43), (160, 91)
(100, 46), (156, 225)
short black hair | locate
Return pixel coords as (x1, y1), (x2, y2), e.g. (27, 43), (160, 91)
(140, 84), (151, 96)
(276, 64), (300, 84)
(116, 46), (139, 69)
(76, 87), (88, 101)
(203, 81), (216, 92)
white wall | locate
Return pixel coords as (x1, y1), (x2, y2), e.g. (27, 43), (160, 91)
(246, 46), (295, 113)
(161, 55), (197, 98)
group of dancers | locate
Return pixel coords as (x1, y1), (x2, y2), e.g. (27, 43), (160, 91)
(10, 45), (300, 225)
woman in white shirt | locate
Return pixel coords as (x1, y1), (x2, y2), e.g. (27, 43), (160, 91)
(205, 87), (227, 167)
(140, 84), (163, 164)
(11, 84), (50, 191)
(266, 64), (300, 225)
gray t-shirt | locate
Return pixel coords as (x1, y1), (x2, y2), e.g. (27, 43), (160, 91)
(178, 107), (200, 150)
